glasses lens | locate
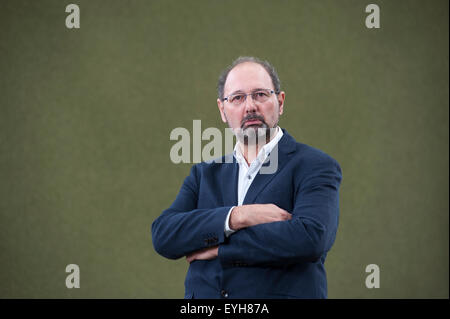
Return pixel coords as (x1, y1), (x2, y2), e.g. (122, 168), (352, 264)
(227, 90), (272, 105)
(229, 94), (245, 105)
(253, 90), (271, 103)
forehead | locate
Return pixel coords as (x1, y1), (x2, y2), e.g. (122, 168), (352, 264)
(224, 62), (273, 95)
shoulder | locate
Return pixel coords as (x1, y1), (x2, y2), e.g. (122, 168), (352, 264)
(283, 137), (343, 188)
(297, 142), (340, 167)
(281, 132), (341, 173)
(189, 153), (235, 178)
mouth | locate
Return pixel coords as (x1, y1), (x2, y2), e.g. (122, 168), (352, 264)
(244, 120), (262, 127)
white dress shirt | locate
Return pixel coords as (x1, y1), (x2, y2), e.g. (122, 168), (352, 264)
(224, 127), (284, 236)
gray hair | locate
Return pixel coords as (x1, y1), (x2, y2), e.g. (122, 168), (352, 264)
(217, 56), (281, 101)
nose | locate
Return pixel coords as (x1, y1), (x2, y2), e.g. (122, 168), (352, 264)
(244, 93), (258, 113)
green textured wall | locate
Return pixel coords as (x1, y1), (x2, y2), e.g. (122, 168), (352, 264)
(0, 0), (448, 298)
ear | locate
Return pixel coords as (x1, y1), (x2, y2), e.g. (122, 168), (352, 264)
(277, 91), (285, 115)
(217, 98), (227, 123)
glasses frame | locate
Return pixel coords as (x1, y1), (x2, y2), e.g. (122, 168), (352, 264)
(222, 89), (279, 105)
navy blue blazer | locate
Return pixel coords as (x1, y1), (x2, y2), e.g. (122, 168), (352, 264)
(152, 129), (342, 298)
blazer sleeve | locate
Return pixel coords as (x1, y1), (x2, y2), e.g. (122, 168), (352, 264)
(218, 154), (342, 267)
(151, 164), (232, 260)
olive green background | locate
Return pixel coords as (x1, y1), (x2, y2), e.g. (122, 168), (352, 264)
(0, 0), (448, 298)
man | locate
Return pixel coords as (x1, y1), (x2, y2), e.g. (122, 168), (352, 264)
(152, 56), (342, 299)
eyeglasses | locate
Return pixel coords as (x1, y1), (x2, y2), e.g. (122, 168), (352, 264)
(223, 89), (278, 106)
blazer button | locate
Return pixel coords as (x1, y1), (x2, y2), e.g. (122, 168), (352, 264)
(221, 290), (228, 298)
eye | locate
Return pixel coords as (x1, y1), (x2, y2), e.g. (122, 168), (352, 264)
(230, 94), (244, 103)
(253, 91), (269, 100)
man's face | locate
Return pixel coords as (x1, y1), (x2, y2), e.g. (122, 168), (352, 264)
(217, 62), (285, 144)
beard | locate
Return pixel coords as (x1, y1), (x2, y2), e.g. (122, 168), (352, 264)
(233, 114), (278, 146)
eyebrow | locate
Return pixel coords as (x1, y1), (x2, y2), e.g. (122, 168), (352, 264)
(228, 88), (269, 96)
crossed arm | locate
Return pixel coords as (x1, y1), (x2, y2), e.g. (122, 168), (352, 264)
(186, 203), (291, 263)
(152, 157), (342, 267)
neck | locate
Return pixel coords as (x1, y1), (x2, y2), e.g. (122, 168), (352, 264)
(239, 127), (279, 165)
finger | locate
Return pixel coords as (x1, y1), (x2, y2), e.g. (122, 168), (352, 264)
(186, 254), (195, 263)
(273, 213), (290, 221)
(187, 256), (195, 263)
(279, 210), (291, 217)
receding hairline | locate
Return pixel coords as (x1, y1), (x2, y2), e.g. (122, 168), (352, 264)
(217, 56), (281, 100)
(222, 62), (275, 96)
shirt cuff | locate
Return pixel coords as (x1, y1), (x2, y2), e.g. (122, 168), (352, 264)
(224, 206), (237, 237)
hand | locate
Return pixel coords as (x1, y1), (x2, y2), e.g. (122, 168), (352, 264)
(229, 204), (291, 230)
(186, 246), (219, 263)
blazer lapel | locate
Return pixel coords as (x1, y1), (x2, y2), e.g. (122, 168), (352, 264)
(243, 129), (297, 205)
(220, 154), (239, 206)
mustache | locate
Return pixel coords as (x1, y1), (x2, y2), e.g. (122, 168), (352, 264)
(241, 114), (266, 128)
